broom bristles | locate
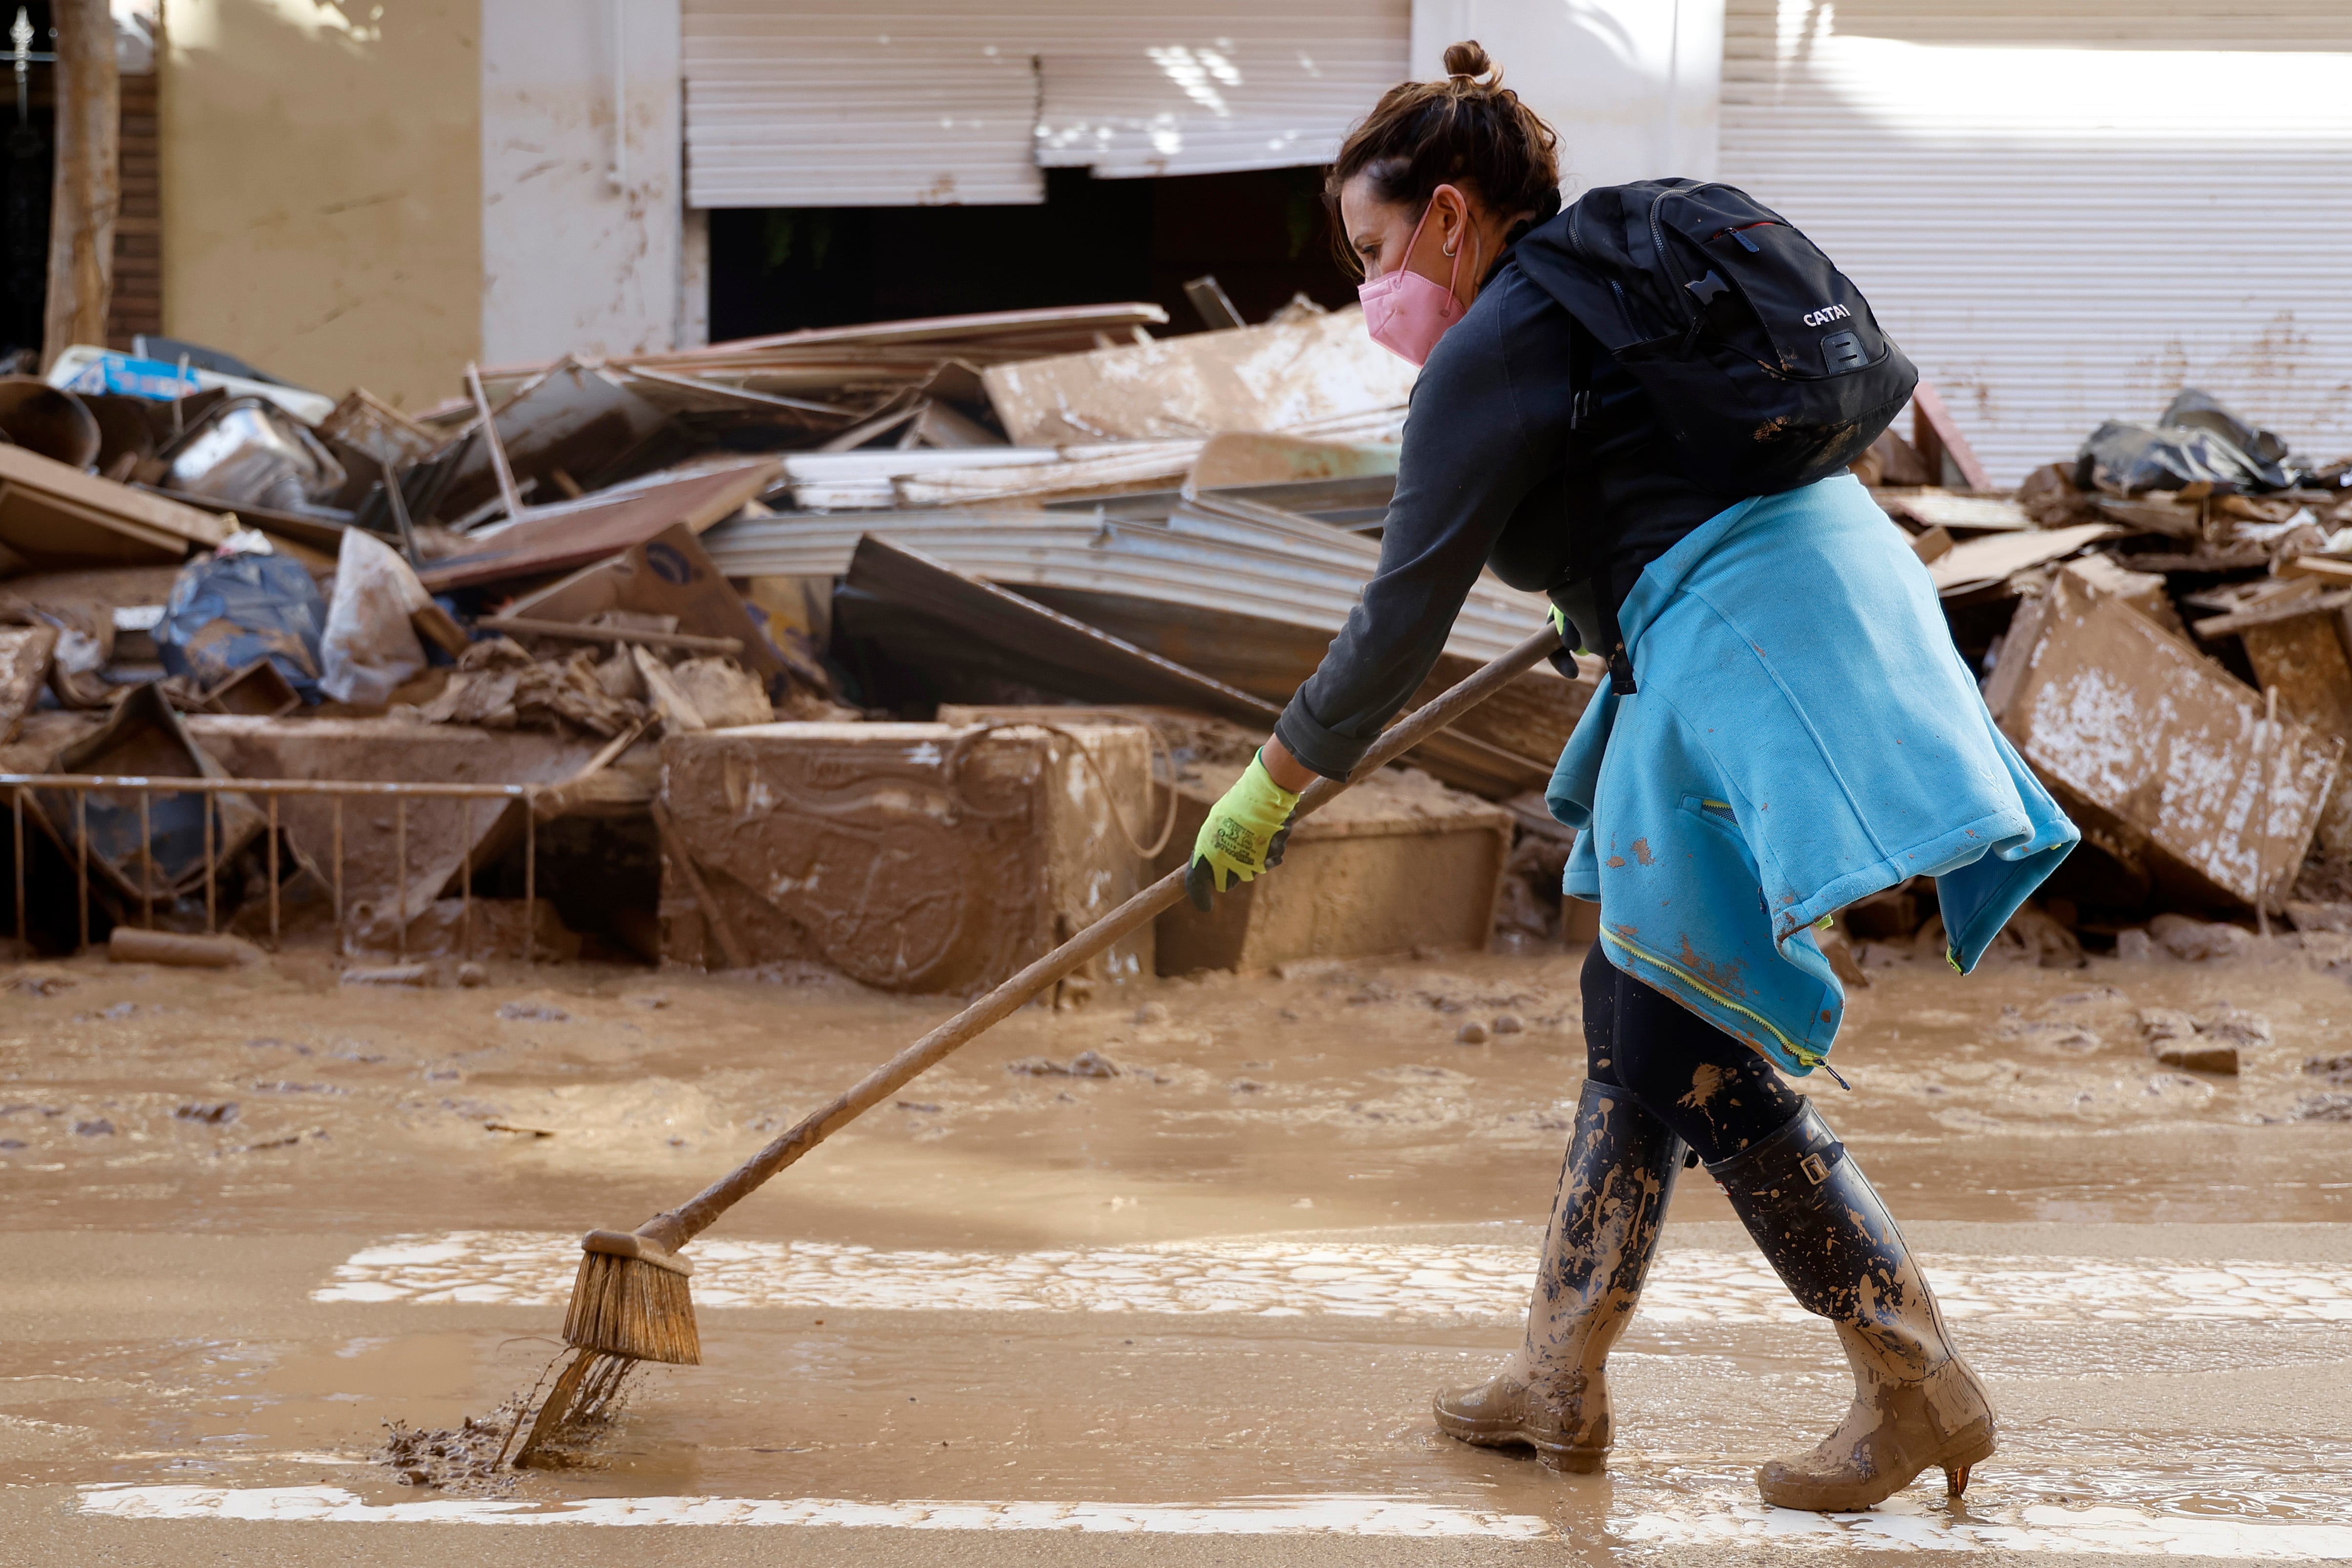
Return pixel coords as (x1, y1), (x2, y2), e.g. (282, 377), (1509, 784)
(561, 1250), (701, 1365)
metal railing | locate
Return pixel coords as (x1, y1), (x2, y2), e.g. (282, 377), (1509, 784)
(3, 774), (545, 964)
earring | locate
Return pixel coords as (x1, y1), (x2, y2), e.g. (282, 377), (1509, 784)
(1442, 242), (1457, 256)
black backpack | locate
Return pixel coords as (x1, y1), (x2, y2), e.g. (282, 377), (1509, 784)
(1514, 179), (1916, 497)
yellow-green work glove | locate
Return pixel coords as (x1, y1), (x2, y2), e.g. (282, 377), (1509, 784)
(1187, 751), (1301, 911)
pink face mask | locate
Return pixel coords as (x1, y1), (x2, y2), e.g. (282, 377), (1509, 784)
(1358, 193), (1477, 367)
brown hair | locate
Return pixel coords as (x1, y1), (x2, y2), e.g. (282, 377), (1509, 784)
(1326, 41), (1561, 276)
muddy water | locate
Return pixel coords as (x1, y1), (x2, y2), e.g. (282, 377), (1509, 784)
(5, 936), (2352, 1556)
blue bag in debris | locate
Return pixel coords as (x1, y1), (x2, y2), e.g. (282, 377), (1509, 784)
(157, 551), (328, 700)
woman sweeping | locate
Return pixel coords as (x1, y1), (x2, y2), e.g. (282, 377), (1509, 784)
(1186, 42), (2078, 1512)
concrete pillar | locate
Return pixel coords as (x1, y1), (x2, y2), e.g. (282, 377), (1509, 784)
(1409, 0), (1722, 194)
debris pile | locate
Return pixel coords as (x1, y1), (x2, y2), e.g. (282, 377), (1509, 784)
(1845, 384), (2352, 981)
(5, 303), (2351, 1015)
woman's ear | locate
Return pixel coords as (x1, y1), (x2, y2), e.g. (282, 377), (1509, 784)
(1433, 184), (1471, 257)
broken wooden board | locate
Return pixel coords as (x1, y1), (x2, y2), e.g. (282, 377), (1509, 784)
(1880, 489), (2030, 533)
(0, 443), (232, 568)
(0, 624), (58, 744)
(981, 306), (1414, 447)
(1985, 567), (2341, 910)
(658, 717), (1156, 992)
(1928, 523), (2118, 596)
(417, 460), (780, 593)
(2237, 604), (2352, 858)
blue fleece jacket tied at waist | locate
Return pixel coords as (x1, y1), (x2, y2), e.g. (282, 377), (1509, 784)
(1549, 473), (2078, 1074)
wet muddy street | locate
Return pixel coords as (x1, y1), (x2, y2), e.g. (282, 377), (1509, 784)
(4, 936), (2351, 1566)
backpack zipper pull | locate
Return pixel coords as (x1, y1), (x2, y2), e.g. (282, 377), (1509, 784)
(1732, 226), (1763, 253)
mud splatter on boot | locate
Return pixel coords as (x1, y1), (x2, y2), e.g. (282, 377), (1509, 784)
(1709, 1103), (1996, 1511)
(1433, 1079), (1683, 1472)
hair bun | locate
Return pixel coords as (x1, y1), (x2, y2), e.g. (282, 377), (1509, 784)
(1442, 40), (1496, 83)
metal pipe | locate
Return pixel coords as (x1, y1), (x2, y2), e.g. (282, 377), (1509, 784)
(0, 774), (531, 800)
(268, 794), (280, 947)
(202, 791), (214, 934)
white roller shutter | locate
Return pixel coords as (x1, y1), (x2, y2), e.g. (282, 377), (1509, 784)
(684, 4), (1044, 208)
(1034, 3), (1407, 180)
(1719, 0), (2352, 485)
(684, 1), (1409, 207)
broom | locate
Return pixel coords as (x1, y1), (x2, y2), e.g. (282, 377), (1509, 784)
(507, 624), (1567, 1465)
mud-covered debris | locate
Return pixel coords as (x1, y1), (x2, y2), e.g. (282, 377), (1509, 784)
(2285, 900), (2352, 934)
(2302, 1053), (2352, 1085)
(377, 1409), (524, 1495)
(2138, 1005), (2261, 1074)
(2, 974), (72, 996)
(2291, 1093), (2352, 1123)
(457, 962), (488, 988)
(73, 1118), (114, 1136)
(626, 992), (670, 1010)
(343, 964), (433, 987)
(2116, 928), (2154, 962)
(254, 1080), (345, 1095)
(2149, 915), (2253, 962)
(174, 1101), (237, 1124)
(1131, 1001), (1169, 1024)
(1456, 1021), (1490, 1044)
(1229, 1077), (1265, 1092)
(496, 1001), (569, 1023)
(2154, 1040), (2238, 1074)
(483, 1121), (554, 1137)
(1493, 1014), (1524, 1034)
(2197, 1006), (2273, 1047)
(1347, 982), (1394, 1005)
(1007, 1050), (1122, 1078)
(895, 1101), (941, 1114)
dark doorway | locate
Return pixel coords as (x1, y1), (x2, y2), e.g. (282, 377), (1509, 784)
(1, 2), (55, 362)
(708, 164), (1356, 342)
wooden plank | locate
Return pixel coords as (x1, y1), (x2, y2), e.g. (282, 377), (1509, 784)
(416, 461), (781, 593)
(1986, 569), (2341, 910)
(1927, 522), (2117, 594)
(2281, 556), (2352, 587)
(2193, 589), (2352, 641)
(0, 444), (229, 567)
(481, 616), (743, 656)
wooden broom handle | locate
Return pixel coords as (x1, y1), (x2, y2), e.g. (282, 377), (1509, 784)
(635, 626), (1568, 1253)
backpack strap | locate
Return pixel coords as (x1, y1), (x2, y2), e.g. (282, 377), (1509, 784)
(1563, 319), (1636, 695)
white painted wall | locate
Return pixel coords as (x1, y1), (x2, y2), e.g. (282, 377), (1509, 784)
(1409, 0), (1721, 195)
(481, 0), (683, 366)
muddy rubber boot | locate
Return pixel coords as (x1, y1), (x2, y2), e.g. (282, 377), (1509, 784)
(1434, 1079), (1683, 1473)
(1709, 1103), (1997, 1511)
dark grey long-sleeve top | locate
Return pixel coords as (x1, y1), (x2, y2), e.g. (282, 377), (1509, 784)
(1271, 242), (1727, 781)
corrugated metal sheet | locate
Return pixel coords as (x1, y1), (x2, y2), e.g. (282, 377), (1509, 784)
(1717, 0), (2352, 485)
(683, 1), (1409, 207)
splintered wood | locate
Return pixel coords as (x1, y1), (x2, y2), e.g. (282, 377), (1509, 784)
(1987, 568), (2342, 909)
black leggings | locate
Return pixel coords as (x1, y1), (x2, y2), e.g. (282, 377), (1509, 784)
(1582, 941), (1806, 1166)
